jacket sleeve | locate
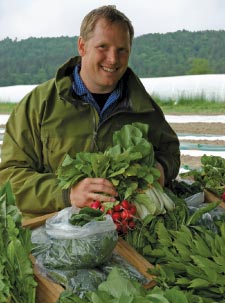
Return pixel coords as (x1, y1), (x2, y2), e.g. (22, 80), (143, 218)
(0, 92), (70, 218)
(149, 100), (180, 184)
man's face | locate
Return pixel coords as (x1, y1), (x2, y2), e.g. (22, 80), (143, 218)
(78, 18), (131, 93)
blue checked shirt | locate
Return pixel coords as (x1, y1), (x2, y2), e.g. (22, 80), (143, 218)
(72, 64), (124, 122)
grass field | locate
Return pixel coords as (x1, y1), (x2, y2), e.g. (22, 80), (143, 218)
(0, 95), (225, 114)
(0, 103), (17, 114)
(155, 95), (225, 114)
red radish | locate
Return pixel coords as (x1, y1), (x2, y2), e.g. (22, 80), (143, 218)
(115, 222), (122, 232)
(121, 209), (131, 220)
(90, 200), (101, 209)
(100, 205), (105, 212)
(105, 199), (138, 235)
(128, 221), (136, 229)
(121, 219), (129, 226)
(129, 205), (137, 215)
(121, 200), (130, 210)
(222, 192), (225, 201)
(113, 204), (121, 212)
(124, 209), (134, 220)
(112, 212), (121, 221)
(107, 209), (113, 215)
(120, 210), (127, 220)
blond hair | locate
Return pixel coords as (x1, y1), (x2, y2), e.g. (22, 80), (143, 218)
(80, 5), (134, 45)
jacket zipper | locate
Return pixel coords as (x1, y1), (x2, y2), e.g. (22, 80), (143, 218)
(91, 105), (99, 152)
(60, 95), (154, 151)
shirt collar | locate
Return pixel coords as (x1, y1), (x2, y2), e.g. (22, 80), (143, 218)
(72, 63), (124, 121)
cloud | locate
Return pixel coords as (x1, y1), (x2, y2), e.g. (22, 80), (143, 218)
(1, 0), (225, 40)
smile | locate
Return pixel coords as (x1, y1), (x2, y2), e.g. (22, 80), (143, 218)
(102, 66), (118, 73)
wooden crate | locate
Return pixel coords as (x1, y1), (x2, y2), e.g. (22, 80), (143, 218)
(23, 214), (65, 303)
(30, 254), (64, 303)
(22, 190), (225, 302)
(23, 213), (155, 302)
(204, 189), (225, 209)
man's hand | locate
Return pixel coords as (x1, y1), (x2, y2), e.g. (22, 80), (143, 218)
(70, 177), (118, 208)
(155, 162), (165, 187)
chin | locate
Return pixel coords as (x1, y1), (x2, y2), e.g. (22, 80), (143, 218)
(104, 77), (120, 86)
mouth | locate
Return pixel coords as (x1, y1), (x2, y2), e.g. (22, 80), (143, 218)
(101, 66), (119, 73)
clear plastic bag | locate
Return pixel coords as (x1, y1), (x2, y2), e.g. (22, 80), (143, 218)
(185, 192), (205, 207)
(188, 203), (225, 232)
(32, 207), (118, 270)
(45, 206), (117, 238)
(32, 250), (149, 298)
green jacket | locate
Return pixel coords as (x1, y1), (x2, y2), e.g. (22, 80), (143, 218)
(0, 57), (180, 218)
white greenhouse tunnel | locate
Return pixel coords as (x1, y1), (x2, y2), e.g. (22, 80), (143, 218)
(0, 74), (225, 103)
(0, 74), (225, 161)
(141, 74), (225, 102)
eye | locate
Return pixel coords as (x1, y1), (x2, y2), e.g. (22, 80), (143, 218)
(98, 44), (107, 50)
(118, 47), (129, 54)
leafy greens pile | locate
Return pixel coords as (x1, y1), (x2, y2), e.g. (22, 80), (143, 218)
(0, 182), (36, 303)
(147, 221), (225, 302)
(56, 267), (203, 303)
(57, 122), (175, 217)
(181, 155), (225, 197)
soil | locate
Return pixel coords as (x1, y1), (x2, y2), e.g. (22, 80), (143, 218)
(1, 117), (224, 170)
(169, 122), (225, 169)
(170, 122), (225, 136)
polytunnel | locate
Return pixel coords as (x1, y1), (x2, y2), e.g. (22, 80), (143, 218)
(141, 74), (225, 102)
(0, 74), (225, 103)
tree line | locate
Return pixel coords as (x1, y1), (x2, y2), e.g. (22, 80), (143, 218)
(0, 30), (225, 86)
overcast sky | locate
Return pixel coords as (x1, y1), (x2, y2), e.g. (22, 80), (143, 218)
(1, 0), (225, 41)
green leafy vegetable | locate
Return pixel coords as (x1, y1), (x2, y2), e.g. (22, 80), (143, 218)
(147, 221), (225, 301)
(57, 267), (203, 303)
(57, 123), (173, 217)
(69, 207), (105, 226)
(181, 155), (225, 197)
(0, 182), (37, 303)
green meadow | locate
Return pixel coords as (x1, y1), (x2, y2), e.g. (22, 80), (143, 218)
(0, 95), (225, 115)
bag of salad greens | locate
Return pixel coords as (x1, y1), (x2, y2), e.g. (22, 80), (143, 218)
(32, 207), (118, 270)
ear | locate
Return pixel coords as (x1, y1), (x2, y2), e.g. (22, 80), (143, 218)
(77, 36), (86, 56)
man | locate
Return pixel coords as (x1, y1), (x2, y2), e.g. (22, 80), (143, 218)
(0, 5), (180, 218)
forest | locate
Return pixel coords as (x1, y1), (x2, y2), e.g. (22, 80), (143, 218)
(0, 30), (225, 86)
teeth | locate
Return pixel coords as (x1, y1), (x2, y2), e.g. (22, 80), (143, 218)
(102, 66), (117, 72)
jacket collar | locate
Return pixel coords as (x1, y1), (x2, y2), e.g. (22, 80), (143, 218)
(55, 56), (154, 113)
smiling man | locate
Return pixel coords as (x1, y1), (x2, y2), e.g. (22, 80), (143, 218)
(78, 17), (131, 93)
(0, 5), (180, 218)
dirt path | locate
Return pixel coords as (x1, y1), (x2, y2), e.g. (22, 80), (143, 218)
(170, 122), (225, 136)
(170, 122), (225, 169)
(1, 115), (224, 170)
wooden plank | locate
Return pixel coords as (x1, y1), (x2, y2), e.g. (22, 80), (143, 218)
(25, 216), (64, 302)
(30, 255), (64, 303)
(204, 189), (225, 209)
(34, 274), (64, 303)
(22, 212), (57, 229)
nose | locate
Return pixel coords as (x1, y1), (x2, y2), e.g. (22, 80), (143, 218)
(107, 48), (118, 64)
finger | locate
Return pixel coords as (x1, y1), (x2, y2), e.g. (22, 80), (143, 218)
(88, 192), (116, 204)
(88, 180), (118, 197)
(86, 177), (114, 187)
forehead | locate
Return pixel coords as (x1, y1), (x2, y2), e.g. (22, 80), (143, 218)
(89, 18), (130, 42)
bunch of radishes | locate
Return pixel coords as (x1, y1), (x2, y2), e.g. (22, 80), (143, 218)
(90, 199), (137, 235)
(222, 190), (225, 202)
